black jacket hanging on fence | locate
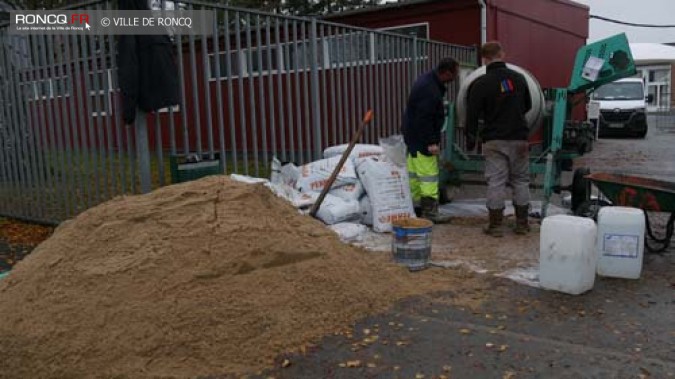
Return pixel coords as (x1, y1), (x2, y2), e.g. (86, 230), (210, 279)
(117, 0), (180, 125)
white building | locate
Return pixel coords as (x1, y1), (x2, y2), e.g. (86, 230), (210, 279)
(630, 43), (675, 112)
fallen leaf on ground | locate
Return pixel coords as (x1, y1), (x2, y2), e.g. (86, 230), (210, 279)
(366, 363), (376, 368)
(639, 367), (651, 378)
(503, 371), (516, 379)
(346, 360), (362, 368)
(363, 336), (379, 344)
(459, 328), (472, 335)
(281, 359), (291, 368)
(0, 220), (53, 245)
(442, 365), (452, 372)
(415, 373), (425, 379)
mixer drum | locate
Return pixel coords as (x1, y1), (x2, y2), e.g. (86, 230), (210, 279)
(455, 64), (546, 137)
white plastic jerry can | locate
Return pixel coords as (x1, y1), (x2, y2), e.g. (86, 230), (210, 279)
(540, 215), (598, 295)
(596, 206), (645, 279)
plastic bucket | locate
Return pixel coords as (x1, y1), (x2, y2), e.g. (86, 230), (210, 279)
(391, 218), (433, 271)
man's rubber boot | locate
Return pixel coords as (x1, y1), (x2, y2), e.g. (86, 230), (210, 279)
(483, 208), (504, 237)
(514, 205), (530, 235)
(414, 202), (423, 217)
(421, 197), (451, 224)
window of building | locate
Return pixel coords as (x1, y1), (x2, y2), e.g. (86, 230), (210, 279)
(208, 24), (433, 78)
(209, 51), (243, 79)
(639, 65), (672, 111)
(209, 46), (284, 79)
(30, 76), (71, 100)
(325, 33), (372, 66)
(378, 23), (430, 40)
(88, 69), (114, 117)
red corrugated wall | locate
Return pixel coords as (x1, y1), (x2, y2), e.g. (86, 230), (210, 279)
(326, 0), (589, 89)
(327, 0), (482, 51)
(486, 0), (588, 88)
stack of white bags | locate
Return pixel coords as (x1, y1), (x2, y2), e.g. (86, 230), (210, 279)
(267, 136), (415, 236)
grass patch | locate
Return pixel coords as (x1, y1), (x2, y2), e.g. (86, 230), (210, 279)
(0, 150), (273, 223)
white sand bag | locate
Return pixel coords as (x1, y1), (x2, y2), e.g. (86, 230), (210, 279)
(230, 174), (269, 185)
(270, 157), (282, 184)
(323, 144), (383, 161)
(379, 135), (407, 167)
(357, 156), (415, 232)
(359, 195), (373, 226)
(316, 194), (361, 225)
(265, 182), (318, 209)
(295, 156), (358, 193)
(329, 181), (364, 202)
(328, 223), (368, 243)
(274, 161), (301, 188)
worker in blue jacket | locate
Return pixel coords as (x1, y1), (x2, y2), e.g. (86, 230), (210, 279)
(402, 58), (458, 223)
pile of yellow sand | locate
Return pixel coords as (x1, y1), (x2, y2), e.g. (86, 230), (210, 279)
(0, 176), (468, 377)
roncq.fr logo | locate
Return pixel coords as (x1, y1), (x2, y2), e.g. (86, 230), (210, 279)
(15, 13), (91, 26)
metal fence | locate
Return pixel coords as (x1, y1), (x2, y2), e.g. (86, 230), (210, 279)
(0, 0), (478, 224)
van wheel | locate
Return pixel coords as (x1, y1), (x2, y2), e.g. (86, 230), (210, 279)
(637, 129), (647, 139)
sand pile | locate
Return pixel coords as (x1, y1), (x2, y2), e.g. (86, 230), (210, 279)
(0, 176), (458, 378)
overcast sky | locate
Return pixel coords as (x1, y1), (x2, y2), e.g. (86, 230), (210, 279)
(573, 0), (675, 43)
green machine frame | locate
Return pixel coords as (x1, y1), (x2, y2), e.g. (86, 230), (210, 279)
(443, 33), (637, 217)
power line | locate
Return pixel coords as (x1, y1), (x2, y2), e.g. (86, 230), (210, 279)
(590, 14), (675, 28)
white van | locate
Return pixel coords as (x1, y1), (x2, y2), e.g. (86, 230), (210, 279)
(591, 78), (652, 138)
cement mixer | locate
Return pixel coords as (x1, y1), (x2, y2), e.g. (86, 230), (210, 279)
(442, 33), (637, 217)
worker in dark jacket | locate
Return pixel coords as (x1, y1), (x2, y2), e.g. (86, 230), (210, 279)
(466, 42), (532, 237)
(117, 0), (180, 125)
(403, 58), (458, 223)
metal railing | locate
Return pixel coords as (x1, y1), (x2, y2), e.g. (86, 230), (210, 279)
(0, 0), (478, 224)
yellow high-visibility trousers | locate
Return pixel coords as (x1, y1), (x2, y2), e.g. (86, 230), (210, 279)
(407, 153), (439, 202)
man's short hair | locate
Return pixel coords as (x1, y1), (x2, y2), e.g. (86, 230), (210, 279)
(481, 42), (503, 60)
(436, 58), (459, 74)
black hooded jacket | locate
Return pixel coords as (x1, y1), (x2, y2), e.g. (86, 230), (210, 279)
(117, 0), (180, 124)
(466, 61), (531, 143)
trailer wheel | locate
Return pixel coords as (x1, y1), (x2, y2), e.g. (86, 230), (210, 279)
(571, 167), (591, 212)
